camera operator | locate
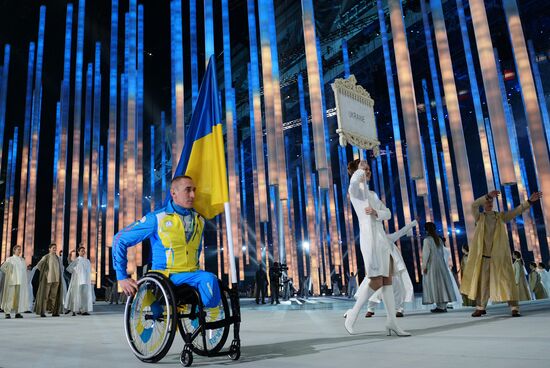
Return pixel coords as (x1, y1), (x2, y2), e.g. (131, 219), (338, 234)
(269, 262), (283, 304)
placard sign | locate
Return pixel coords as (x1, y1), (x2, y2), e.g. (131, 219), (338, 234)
(331, 75), (379, 155)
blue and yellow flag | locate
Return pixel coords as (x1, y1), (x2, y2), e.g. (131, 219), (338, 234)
(170, 57), (228, 219)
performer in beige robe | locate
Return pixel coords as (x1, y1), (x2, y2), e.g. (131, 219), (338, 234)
(0, 245), (29, 318)
(460, 190), (542, 317)
(460, 245), (476, 306)
(512, 251), (531, 301)
(33, 243), (64, 317)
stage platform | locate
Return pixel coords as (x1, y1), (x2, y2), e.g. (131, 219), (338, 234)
(0, 297), (548, 367)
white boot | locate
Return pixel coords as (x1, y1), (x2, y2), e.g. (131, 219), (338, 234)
(344, 285), (377, 334)
(381, 285), (411, 337)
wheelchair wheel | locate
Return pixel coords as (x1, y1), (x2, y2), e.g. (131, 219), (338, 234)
(178, 287), (231, 356)
(124, 274), (177, 363)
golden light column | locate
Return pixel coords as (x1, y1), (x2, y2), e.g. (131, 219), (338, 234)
(258, 1), (280, 261)
(468, 0), (516, 185)
(387, 0), (424, 180)
(301, 0), (329, 189)
(377, 0), (413, 232)
(503, 0), (550, 245)
(81, 65), (92, 251)
(430, 0), (475, 242)
(17, 43), (35, 252)
(1, 139), (13, 263)
(69, 0), (86, 255)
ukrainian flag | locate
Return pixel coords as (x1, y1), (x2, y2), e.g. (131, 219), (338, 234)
(170, 57), (228, 219)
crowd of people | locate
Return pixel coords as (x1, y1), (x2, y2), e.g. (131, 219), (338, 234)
(343, 159), (549, 337)
(0, 243), (95, 318)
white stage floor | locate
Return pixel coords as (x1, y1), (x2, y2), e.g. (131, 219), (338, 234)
(0, 297), (548, 367)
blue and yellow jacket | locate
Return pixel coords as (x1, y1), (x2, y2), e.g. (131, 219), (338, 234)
(112, 200), (205, 281)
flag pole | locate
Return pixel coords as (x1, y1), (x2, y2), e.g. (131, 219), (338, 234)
(224, 202), (238, 286)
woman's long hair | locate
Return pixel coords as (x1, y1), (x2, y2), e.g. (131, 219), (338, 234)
(424, 222), (441, 246)
(347, 158), (360, 176)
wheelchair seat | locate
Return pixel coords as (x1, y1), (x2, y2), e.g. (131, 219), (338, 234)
(124, 272), (241, 367)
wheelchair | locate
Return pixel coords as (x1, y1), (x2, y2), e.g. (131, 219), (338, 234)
(124, 272), (241, 366)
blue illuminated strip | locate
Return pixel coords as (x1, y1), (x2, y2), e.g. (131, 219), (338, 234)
(137, 5), (144, 216)
(423, 80), (446, 230)
(298, 74), (313, 234)
(51, 103), (61, 232)
(408, 175), (420, 281)
(3, 139), (13, 253)
(106, 0), (117, 249)
(160, 111), (166, 203)
(341, 39), (350, 78)
(386, 145), (398, 233)
(296, 166), (305, 242)
(92, 42), (102, 224)
(204, 0), (214, 64)
(484, 118), (501, 196)
(527, 40), (550, 150)
(0, 45), (9, 164)
(190, 0), (198, 108)
(519, 159), (536, 218)
(150, 125), (155, 211)
(240, 142), (248, 263)
(83, 63), (93, 234)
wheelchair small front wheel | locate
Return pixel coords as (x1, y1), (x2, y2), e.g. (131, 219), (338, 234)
(228, 342), (240, 361)
(180, 348), (193, 367)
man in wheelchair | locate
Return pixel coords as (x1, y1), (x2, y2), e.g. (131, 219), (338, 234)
(112, 175), (220, 309)
(112, 175), (241, 366)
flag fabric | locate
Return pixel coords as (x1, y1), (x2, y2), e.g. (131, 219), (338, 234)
(169, 56), (229, 219)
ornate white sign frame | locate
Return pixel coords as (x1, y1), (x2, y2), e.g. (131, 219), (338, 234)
(331, 75), (380, 156)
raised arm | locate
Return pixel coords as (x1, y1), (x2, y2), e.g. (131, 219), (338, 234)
(387, 220), (418, 243)
(501, 191), (541, 222)
(348, 169), (366, 200)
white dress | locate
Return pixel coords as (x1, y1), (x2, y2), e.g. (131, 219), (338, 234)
(348, 170), (394, 278)
(64, 257), (93, 312)
(0, 256), (29, 314)
(364, 220), (417, 307)
(421, 237), (457, 304)
(443, 246), (463, 306)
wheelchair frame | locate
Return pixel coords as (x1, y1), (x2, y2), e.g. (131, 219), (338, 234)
(124, 272), (241, 367)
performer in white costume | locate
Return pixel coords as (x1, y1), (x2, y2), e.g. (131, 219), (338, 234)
(64, 246), (94, 315)
(363, 220), (417, 318)
(422, 222), (457, 312)
(26, 264), (36, 312)
(538, 263), (550, 296)
(344, 159), (410, 336)
(0, 245), (29, 318)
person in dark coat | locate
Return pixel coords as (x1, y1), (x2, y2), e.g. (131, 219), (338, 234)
(255, 264), (268, 304)
(270, 262), (281, 304)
